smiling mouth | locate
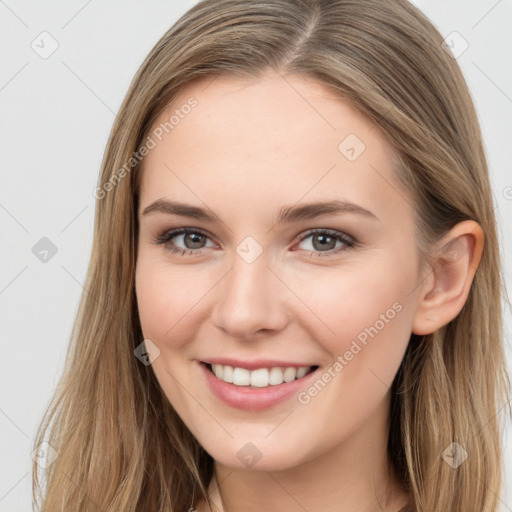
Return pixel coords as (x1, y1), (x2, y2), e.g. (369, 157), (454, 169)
(202, 362), (319, 388)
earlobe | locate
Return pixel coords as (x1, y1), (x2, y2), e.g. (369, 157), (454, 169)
(412, 220), (484, 335)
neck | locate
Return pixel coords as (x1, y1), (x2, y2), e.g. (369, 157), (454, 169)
(197, 394), (409, 512)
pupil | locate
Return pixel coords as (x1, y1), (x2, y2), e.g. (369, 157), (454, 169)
(313, 234), (335, 251)
(185, 233), (205, 249)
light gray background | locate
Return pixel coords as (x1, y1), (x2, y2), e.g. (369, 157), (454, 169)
(1, 1), (511, 511)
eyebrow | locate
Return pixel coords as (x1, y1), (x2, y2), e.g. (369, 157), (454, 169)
(141, 199), (379, 223)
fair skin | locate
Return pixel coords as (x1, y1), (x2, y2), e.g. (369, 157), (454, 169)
(135, 69), (483, 512)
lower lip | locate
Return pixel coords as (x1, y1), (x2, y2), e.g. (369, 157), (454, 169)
(198, 361), (319, 411)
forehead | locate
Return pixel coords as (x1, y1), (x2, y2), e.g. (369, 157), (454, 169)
(138, 70), (411, 224)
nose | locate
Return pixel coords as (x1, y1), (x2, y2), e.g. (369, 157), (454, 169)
(211, 252), (290, 340)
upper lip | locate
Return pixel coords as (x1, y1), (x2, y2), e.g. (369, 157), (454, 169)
(201, 358), (318, 370)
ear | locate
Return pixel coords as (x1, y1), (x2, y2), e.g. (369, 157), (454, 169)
(412, 220), (484, 335)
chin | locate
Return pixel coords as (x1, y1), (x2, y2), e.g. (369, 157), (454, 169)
(200, 436), (311, 472)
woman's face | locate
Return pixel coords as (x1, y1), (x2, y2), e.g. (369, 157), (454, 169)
(135, 70), (425, 471)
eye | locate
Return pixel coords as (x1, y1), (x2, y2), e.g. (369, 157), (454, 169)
(153, 227), (357, 258)
(154, 227), (215, 256)
(295, 229), (356, 257)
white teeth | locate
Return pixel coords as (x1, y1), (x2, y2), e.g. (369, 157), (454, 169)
(283, 367), (297, 382)
(209, 364), (313, 387)
(296, 366), (308, 378)
(233, 367), (250, 386)
(250, 368), (269, 387)
(269, 367), (284, 385)
(222, 365), (234, 383)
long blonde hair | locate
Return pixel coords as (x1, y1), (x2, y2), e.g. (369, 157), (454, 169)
(32, 0), (510, 510)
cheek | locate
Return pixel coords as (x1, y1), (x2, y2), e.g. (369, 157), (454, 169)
(300, 258), (413, 374)
(135, 256), (211, 343)
(293, 270), (412, 446)
(135, 258), (207, 409)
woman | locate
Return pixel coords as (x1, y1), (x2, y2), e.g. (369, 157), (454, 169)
(32, 0), (510, 511)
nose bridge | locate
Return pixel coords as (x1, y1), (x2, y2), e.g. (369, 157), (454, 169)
(211, 246), (288, 338)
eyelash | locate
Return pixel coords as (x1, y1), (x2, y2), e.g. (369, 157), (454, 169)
(153, 227), (357, 258)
